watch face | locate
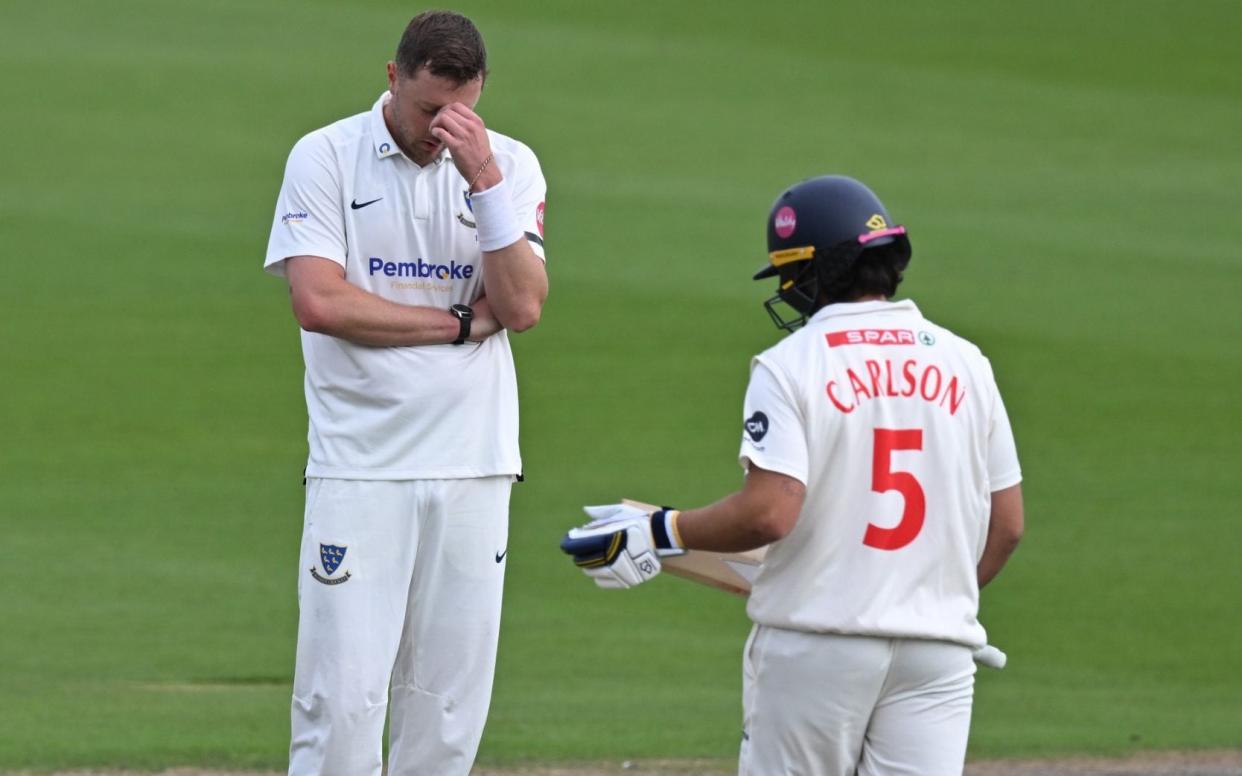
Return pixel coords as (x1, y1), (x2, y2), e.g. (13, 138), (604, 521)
(450, 303), (472, 345)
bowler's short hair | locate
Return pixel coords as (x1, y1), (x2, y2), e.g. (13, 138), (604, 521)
(395, 10), (488, 84)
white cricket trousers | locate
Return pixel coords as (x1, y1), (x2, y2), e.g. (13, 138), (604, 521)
(288, 476), (512, 776)
(738, 626), (976, 776)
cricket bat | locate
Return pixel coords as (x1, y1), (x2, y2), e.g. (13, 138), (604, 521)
(623, 499), (766, 597)
(621, 499), (1008, 669)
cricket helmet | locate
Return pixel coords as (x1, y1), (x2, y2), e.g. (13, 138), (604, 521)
(754, 175), (911, 332)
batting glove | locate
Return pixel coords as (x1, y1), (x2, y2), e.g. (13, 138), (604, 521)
(560, 503), (685, 589)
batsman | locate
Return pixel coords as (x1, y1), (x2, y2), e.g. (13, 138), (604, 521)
(562, 176), (1024, 775)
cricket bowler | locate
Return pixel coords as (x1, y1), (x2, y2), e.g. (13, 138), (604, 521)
(264, 11), (548, 776)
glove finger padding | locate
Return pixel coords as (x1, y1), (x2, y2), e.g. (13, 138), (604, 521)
(581, 503), (648, 528)
(560, 519), (662, 589)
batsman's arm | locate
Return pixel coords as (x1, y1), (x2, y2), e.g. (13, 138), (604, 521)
(285, 255), (501, 346)
(978, 483), (1024, 588)
(674, 466), (806, 553)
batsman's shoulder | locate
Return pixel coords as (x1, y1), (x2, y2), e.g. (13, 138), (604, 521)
(748, 349), (797, 396)
(941, 324), (988, 361)
(916, 312), (980, 355)
(761, 321), (819, 364)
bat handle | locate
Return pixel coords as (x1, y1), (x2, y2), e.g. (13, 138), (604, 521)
(973, 644), (1007, 670)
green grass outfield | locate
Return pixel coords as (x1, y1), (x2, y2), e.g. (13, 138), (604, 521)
(2, 0), (1240, 769)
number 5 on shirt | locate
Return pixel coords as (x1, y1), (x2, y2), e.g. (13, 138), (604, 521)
(864, 428), (925, 551)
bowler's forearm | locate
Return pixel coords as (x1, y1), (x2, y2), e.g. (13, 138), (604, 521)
(287, 256), (462, 347)
(481, 240), (547, 331)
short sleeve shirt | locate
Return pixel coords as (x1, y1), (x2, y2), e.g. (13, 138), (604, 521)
(739, 300), (1021, 648)
(264, 92), (547, 479)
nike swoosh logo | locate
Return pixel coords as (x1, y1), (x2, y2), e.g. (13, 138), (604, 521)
(495, 549), (507, 563)
(351, 197), (383, 210)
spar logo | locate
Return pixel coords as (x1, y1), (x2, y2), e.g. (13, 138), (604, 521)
(826, 329), (915, 347)
(774, 206), (797, 238)
(369, 256), (475, 280)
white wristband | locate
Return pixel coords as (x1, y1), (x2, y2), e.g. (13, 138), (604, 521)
(469, 178), (523, 252)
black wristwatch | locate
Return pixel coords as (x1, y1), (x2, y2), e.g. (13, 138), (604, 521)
(449, 303), (473, 345)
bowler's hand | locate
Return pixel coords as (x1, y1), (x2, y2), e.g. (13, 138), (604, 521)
(467, 296), (502, 341)
(430, 103), (502, 192)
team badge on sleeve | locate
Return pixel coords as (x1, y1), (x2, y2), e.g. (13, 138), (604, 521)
(536, 202), (545, 237)
(744, 411), (769, 442)
(311, 543), (352, 585)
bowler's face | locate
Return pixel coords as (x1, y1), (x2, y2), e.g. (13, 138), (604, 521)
(384, 64), (483, 165)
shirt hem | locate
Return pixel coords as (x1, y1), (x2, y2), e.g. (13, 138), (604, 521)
(991, 471), (1023, 491)
(749, 621), (987, 650)
(305, 463), (522, 480)
(738, 454), (808, 485)
(264, 250), (347, 277)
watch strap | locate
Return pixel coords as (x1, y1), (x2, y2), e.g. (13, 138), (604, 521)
(451, 304), (472, 345)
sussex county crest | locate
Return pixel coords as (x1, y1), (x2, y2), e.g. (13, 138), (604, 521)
(311, 543), (351, 585)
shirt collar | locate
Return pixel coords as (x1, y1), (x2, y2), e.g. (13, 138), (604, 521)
(808, 298), (921, 324)
(370, 91), (450, 164)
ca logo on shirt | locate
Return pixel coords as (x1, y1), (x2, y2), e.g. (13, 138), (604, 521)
(744, 411), (769, 443)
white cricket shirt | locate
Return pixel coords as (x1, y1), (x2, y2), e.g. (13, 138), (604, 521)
(264, 92), (547, 479)
(739, 300), (1021, 648)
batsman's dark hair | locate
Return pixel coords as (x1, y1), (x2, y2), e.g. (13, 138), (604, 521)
(819, 243), (908, 306)
(395, 10), (488, 84)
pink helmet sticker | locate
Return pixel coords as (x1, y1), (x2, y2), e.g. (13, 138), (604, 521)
(774, 206), (797, 238)
(858, 226), (906, 244)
